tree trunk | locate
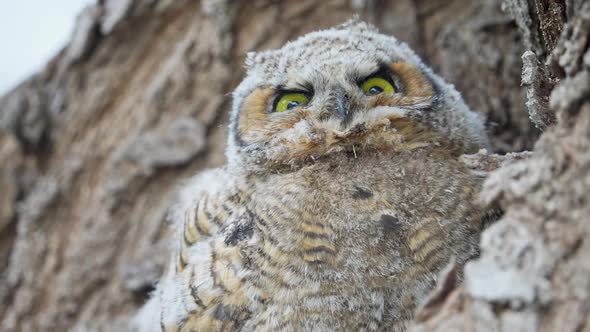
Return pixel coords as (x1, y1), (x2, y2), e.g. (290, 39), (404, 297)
(411, 0), (590, 331)
(0, 0), (585, 331)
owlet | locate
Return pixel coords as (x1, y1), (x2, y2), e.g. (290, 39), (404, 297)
(136, 20), (493, 332)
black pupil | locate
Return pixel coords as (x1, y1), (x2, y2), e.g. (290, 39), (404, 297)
(286, 101), (300, 109)
(368, 86), (384, 95)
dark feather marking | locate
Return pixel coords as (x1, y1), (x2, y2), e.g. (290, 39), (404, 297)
(252, 209), (284, 246)
(180, 245), (188, 263)
(203, 198), (223, 227)
(380, 214), (402, 235)
(263, 200), (336, 231)
(254, 246), (283, 270)
(222, 203), (234, 214)
(352, 186), (373, 199)
(304, 245), (336, 255)
(302, 231), (330, 239)
(420, 246), (447, 272)
(225, 213), (254, 246)
(193, 201), (207, 235)
(300, 219), (336, 232)
(255, 262), (291, 288)
(211, 214), (224, 227)
(253, 217), (280, 246)
(177, 252), (187, 271)
(183, 229), (197, 246)
(189, 268), (205, 309)
(209, 243), (228, 293)
(213, 304), (246, 322)
(189, 286), (205, 309)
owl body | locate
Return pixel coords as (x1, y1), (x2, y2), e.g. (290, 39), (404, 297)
(156, 146), (484, 332)
(141, 20), (493, 332)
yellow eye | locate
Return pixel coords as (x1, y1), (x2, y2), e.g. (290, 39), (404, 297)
(361, 77), (395, 95)
(274, 93), (309, 112)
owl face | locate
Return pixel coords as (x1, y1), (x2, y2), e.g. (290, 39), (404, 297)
(227, 20), (490, 169)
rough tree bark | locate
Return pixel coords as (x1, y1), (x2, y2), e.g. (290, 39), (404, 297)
(411, 0), (590, 331)
(0, 0), (585, 331)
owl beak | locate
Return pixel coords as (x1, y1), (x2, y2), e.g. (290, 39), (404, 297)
(332, 88), (353, 125)
(336, 95), (348, 120)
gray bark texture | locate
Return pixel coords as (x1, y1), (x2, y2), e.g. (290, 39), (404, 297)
(0, 0), (586, 331)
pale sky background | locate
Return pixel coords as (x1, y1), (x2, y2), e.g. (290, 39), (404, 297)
(0, 0), (95, 95)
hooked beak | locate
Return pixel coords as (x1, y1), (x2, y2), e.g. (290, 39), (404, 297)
(331, 87), (353, 125)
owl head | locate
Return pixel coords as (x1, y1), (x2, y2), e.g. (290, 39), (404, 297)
(227, 20), (490, 170)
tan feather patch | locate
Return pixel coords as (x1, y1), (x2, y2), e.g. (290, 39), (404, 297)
(238, 88), (274, 140)
(389, 62), (434, 98)
(369, 62), (434, 108)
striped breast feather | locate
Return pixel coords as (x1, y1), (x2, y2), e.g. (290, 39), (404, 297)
(142, 168), (247, 332)
(168, 168), (239, 272)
